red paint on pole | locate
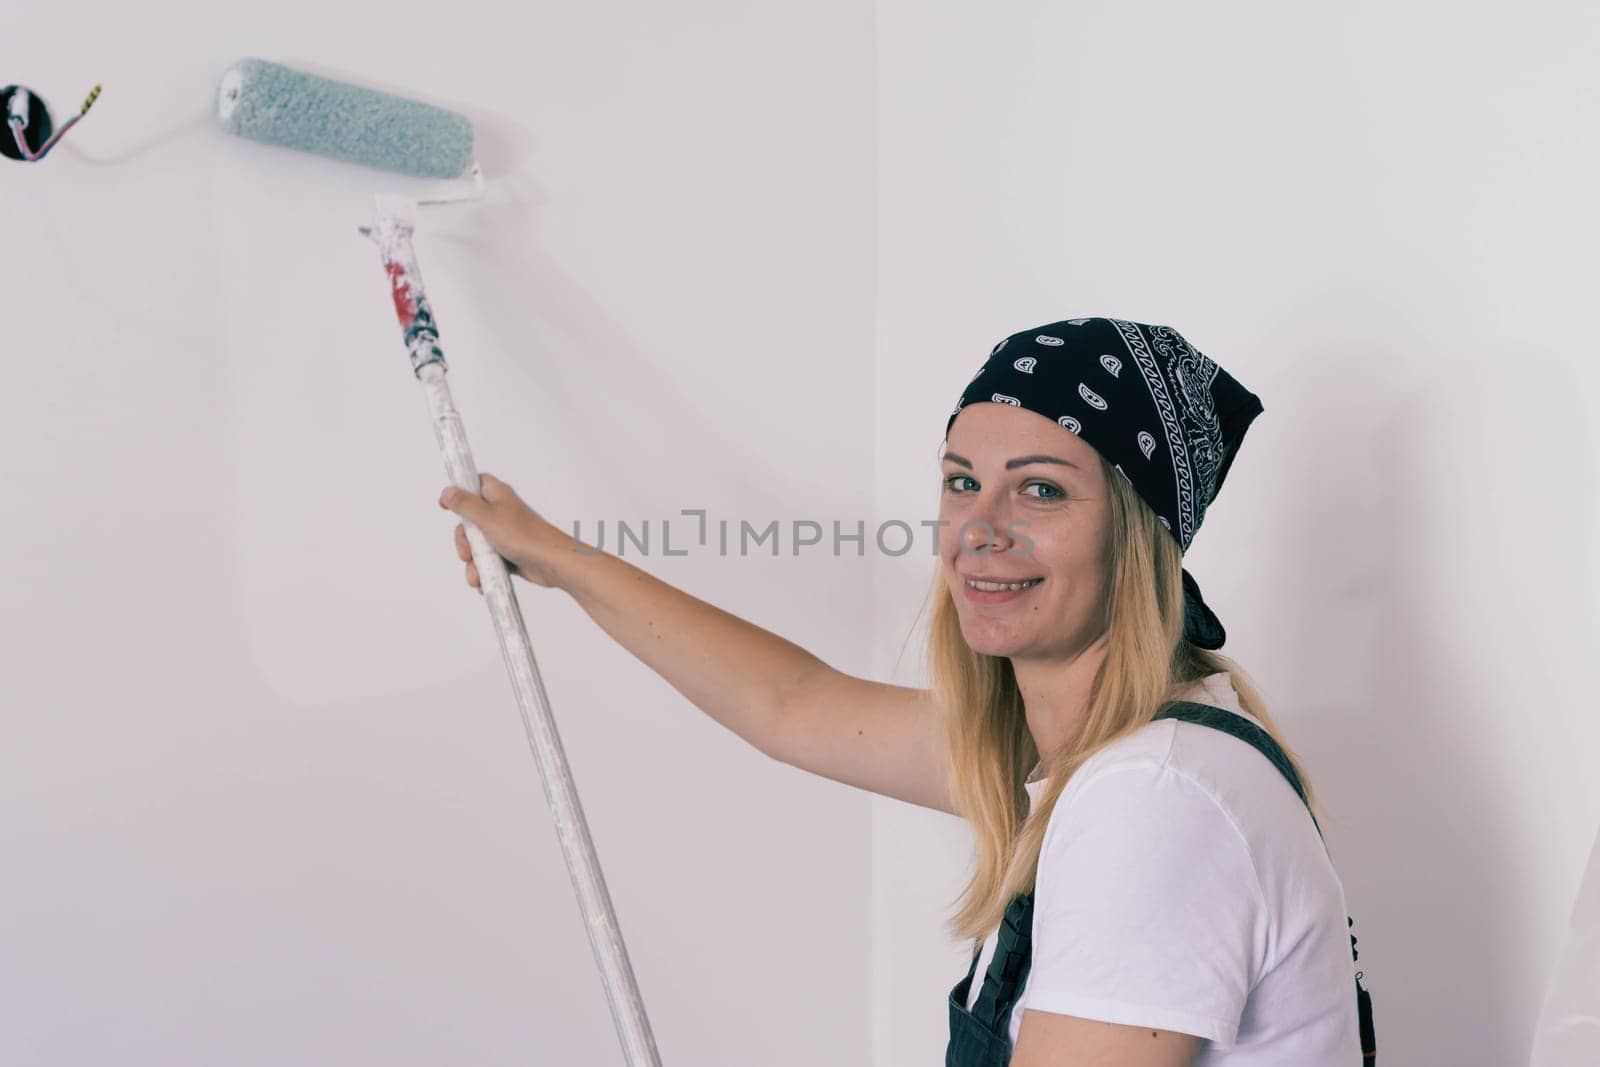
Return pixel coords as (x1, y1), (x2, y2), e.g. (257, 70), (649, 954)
(386, 259), (416, 325)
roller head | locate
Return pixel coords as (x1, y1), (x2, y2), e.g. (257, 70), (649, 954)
(216, 58), (474, 179)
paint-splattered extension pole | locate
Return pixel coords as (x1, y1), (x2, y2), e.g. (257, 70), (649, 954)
(362, 194), (663, 1067)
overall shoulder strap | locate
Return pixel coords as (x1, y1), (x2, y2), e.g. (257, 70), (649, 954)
(1152, 700), (1320, 837)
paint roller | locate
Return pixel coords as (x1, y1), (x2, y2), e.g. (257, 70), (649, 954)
(216, 58), (663, 1067)
(216, 58), (473, 179)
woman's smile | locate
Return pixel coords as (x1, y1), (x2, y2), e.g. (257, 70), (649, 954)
(962, 574), (1046, 604)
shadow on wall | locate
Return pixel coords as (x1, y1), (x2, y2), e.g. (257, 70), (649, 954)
(1279, 352), (1598, 1066)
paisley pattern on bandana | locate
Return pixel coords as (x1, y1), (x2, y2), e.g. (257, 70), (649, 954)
(1153, 323), (1226, 523)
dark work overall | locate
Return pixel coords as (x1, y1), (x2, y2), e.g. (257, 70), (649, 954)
(944, 701), (1377, 1066)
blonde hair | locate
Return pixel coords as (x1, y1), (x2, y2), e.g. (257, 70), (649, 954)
(927, 450), (1319, 947)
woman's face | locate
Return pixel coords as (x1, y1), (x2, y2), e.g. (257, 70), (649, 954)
(938, 403), (1114, 661)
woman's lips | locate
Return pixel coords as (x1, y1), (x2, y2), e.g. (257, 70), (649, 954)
(961, 575), (1044, 605)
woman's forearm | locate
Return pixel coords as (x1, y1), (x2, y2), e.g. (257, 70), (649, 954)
(552, 538), (824, 759)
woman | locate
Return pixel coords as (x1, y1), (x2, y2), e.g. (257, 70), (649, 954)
(438, 316), (1367, 1065)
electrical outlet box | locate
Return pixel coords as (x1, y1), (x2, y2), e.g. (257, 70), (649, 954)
(0, 86), (53, 161)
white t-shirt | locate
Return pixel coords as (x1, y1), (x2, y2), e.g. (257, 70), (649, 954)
(1531, 823), (1600, 1065)
(964, 672), (1361, 1063)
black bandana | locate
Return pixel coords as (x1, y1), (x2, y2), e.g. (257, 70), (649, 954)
(944, 316), (1263, 650)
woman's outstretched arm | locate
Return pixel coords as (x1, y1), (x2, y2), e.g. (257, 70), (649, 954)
(441, 473), (957, 815)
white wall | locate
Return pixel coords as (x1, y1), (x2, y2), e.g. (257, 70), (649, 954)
(871, 3), (1600, 1065)
(9, 3), (1599, 1066)
(2, 4), (874, 1065)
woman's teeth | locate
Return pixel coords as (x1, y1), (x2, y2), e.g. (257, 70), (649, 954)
(966, 577), (1043, 592)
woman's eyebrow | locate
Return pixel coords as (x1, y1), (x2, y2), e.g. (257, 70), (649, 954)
(941, 451), (1080, 471)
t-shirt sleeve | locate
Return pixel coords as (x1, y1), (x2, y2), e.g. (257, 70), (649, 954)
(1021, 760), (1267, 1047)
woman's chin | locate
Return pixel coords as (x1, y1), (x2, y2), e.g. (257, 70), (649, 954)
(960, 625), (1026, 659)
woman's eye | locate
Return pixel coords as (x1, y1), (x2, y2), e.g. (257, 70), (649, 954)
(1023, 481), (1065, 501)
(943, 474), (978, 493)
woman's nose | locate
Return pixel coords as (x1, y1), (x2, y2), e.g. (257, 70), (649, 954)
(958, 501), (1015, 557)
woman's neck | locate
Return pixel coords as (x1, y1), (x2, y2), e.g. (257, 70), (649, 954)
(1012, 631), (1110, 774)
